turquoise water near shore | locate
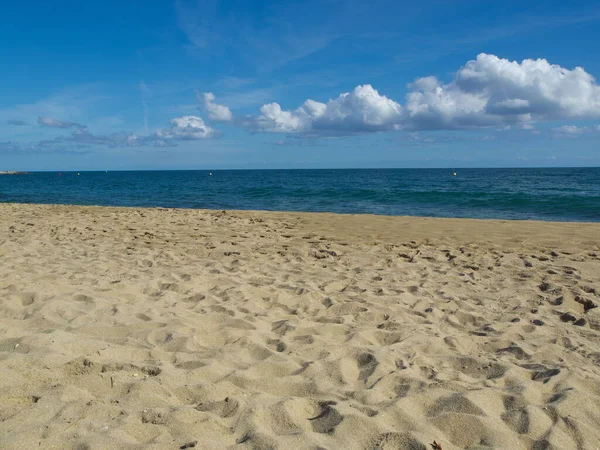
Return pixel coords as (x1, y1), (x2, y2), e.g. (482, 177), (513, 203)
(1, 168), (599, 222)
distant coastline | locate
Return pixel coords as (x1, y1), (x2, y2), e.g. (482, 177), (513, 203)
(0, 171), (29, 175)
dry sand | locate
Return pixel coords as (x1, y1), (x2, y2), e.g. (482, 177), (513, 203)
(1, 203), (600, 450)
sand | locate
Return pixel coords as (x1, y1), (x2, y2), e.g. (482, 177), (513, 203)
(1, 203), (599, 450)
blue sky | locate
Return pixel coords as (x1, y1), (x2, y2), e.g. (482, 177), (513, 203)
(2, 0), (600, 170)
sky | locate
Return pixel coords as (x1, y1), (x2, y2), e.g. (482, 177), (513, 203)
(2, 0), (600, 170)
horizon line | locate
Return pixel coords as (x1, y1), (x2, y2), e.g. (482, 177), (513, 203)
(7, 165), (600, 173)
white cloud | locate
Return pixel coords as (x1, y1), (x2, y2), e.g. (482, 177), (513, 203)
(251, 85), (402, 134)
(405, 53), (600, 129)
(245, 53), (600, 135)
(255, 102), (311, 133)
(404, 75), (491, 129)
(199, 92), (233, 122)
(156, 115), (218, 140)
(7, 54), (600, 151)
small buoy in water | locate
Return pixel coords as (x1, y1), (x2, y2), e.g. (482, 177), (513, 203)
(78, 172), (80, 176)
(453, 172), (457, 176)
(209, 172), (212, 176)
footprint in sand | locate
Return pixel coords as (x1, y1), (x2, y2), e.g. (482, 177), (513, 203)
(451, 357), (507, 379)
(501, 395), (530, 434)
(308, 401), (343, 434)
(195, 396), (240, 418)
(356, 352), (378, 381)
(369, 432), (427, 450)
(20, 292), (36, 306)
(267, 338), (287, 352)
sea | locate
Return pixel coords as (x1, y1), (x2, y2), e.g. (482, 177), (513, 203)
(1, 168), (599, 222)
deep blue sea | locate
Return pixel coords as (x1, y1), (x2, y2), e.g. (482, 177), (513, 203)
(1, 168), (599, 222)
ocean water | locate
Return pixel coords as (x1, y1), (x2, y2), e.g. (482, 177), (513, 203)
(1, 168), (599, 222)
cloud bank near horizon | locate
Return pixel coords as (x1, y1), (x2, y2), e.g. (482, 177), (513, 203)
(247, 54), (600, 135)
(5, 54), (600, 153)
(5, 115), (219, 153)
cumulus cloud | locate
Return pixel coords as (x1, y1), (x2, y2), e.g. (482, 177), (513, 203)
(156, 115), (218, 140)
(199, 92), (233, 122)
(37, 116), (85, 129)
(250, 85), (402, 134)
(8, 53), (600, 150)
(253, 102), (312, 133)
(404, 76), (491, 130)
(405, 53), (600, 129)
(246, 53), (600, 135)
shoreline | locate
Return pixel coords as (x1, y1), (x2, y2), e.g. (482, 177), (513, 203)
(1, 202), (599, 448)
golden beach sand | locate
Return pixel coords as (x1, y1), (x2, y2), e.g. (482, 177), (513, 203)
(1, 203), (599, 449)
